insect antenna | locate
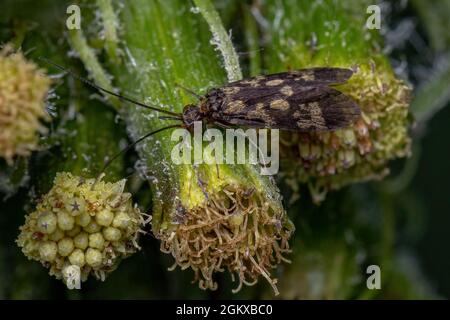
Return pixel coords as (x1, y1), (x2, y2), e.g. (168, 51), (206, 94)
(38, 57), (180, 117)
(175, 82), (202, 99)
(99, 124), (180, 176)
(159, 115), (183, 121)
(91, 124), (180, 189)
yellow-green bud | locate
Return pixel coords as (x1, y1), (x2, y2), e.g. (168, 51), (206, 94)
(89, 233), (105, 250)
(95, 210), (114, 227)
(103, 227), (121, 242)
(66, 225), (81, 237)
(65, 197), (85, 216)
(39, 241), (57, 262)
(68, 249), (85, 267)
(37, 212), (57, 234)
(75, 212), (91, 227)
(58, 238), (74, 257)
(48, 227), (64, 242)
(112, 212), (131, 229)
(57, 211), (75, 231)
(85, 248), (103, 268)
(84, 221), (101, 233)
(73, 232), (89, 250)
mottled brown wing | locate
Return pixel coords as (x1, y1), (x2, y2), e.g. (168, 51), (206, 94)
(226, 67), (353, 87)
(210, 69), (360, 131)
(216, 85), (360, 131)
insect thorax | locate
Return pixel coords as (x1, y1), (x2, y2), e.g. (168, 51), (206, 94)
(201, 88), (225, 114)
(182, 89), (226, 129)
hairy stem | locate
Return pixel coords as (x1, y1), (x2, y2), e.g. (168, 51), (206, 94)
(194, 0), (243, 81)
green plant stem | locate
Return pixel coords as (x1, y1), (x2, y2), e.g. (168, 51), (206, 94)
(97, 0), (120, 65)
(33, 99), (125, 195)
(68, 29), (119, 109)
(194, 0), (243, 81)
(242, 4), (261, 77)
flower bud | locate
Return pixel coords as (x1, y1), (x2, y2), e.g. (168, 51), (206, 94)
(96, 210), (114, 227)
(39, 241), (57, 262)
(75, 212), (92, 227)
(57, 211), (75, 231)
(36, 212), (57, 234)
(17, 172), (145, 288)
(103, 227), (121, 242)
(73, 232), (89, 250)
(69, 249), (85, 267)
(89, 233), (105, 250)
(0, 46), (50, 164)
(58, 238), (74, 257)
(85, 248), (103, 268)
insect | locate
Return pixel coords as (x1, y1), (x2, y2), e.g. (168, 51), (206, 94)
(182, 67), (360, 132)
(40, 59), (360, 169)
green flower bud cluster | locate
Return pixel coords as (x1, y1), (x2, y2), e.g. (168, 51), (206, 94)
(282, 63), (411, 202)
(0, 45), (50, 164)
(17, 172), (145, 288)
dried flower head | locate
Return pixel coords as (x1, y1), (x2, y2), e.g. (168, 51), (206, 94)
(159, 184), (293, 295)
(281, 62), (412, 202)
(17, 172), (146, 289)
(0, 45), (51, 164)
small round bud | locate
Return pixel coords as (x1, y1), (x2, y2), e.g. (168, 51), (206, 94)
(58, 238), (74, 257)
(73, 232), (89, 250)
(65, 197), (85, 216)
(84, 221), (101, 233)
(112, 212), (131, 229)
(75, 212), (91, 227)
(39, 241), (57, 262)
(89, 232), (105, 250)
(68, 249), (85, 267)
(95, 210), (114, 227)
(48, 227), (65, 242)
(57, 211), (75, 231)
(37, 212), (57, 234)
(85, 248), (103, 268)
(103, 227), (122, 242)
(66, 225), (81, 237)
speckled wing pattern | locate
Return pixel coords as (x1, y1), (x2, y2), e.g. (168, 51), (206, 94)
(213, 68), (361, 131)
